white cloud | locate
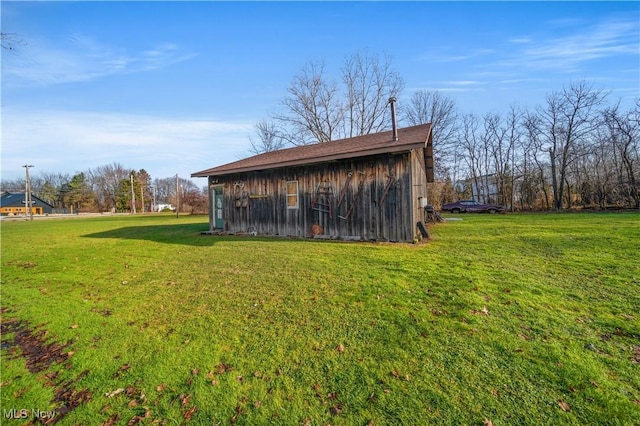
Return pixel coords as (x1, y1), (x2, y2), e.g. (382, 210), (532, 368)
(502, 17), (639, 72)
(1, 108), (254, 182)
(1, 34), (196, 87)
(416, 48), (496, 64)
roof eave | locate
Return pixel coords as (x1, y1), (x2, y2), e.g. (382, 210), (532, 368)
(191, 140), (428, 178)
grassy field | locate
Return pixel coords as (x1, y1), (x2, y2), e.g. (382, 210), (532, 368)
(1, 212), (639, 425)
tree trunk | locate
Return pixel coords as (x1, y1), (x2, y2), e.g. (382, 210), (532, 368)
(549, 148), (561, 210)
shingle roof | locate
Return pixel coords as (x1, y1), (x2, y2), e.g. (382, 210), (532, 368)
(192, 123), (432, 177)
(0, 192), (54, 208)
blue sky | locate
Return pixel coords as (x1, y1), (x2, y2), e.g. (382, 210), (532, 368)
(2, 1), (638, 183)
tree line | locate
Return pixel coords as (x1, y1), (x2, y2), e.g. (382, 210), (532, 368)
(1, 163), (207, 214)
(423, 82), (639, 211)
(249, 51), (639, 211)
(4, 49), (638, 212)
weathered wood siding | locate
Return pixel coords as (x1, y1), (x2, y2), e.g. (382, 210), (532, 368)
(208, 149), (429, 242)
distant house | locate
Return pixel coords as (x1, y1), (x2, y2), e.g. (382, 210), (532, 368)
(155, 203), (175, 212)
(192, 123), (434, 242)
(0, 192), (54, 216)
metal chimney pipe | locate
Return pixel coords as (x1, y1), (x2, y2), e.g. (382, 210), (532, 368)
(389, 97), (398, 141)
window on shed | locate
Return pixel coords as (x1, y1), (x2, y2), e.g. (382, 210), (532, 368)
(286, 180), (299, 209)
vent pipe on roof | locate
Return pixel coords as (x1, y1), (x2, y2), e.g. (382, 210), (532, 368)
(389, 97), (398, 141)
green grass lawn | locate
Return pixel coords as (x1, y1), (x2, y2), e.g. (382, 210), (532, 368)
(1, 212), (639, 425)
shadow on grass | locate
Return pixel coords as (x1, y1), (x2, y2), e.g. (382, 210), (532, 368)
(82, 223), (304, 246)
(83, 223), (221, 246)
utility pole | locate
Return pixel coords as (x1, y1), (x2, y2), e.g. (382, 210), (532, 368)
(175, 174), (179, 218)
(23, 164), (34, 221)
(130, 173), (137, 214)
(151, 185), (157, 213)
(139, 179), (145, 213)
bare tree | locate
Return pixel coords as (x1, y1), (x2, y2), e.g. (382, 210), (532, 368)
(180, 179), (207, 214)
(249, 120), (287, 155)
(458, 113), (484, 200)
(403, 90), (458, 179)
(86, 162), (130, 212)
(274, 61), (344, 145)
(1, 32), (25, 51)
(528, 81), (607, 210)
(602, 100), (640, 208)
(341, 50), (404, 137)
(153, 177), (177, 206)
(505, 106), (524, 210)
(266, 51), (403, 147)
(480, 108), (523, 209)
(0, 178), (25, 193)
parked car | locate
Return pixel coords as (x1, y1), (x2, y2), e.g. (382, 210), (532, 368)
(441, 200), (505, 214)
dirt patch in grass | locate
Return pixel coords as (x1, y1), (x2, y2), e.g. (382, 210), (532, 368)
(1, 310), (91, 424)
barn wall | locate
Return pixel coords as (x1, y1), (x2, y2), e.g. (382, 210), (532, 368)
(209, 150), (429, 242)
(411, 147), (430, 224)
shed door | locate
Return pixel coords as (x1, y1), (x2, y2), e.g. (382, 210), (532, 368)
(213, 188), (224, 229)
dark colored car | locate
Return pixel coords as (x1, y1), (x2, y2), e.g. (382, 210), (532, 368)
(441, 200), (505, 214)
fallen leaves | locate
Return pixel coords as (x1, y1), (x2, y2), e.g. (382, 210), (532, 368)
(179, 393), (191, 407)
(557, 400), (571, 412)
(126, 407), (151, 425)
(183, 405), (197, 420)
(329, 404), (344, 416)
(389, 369), (411, 381)
(216, 362), (232, 374)
(470, 306), (490, 316)
(6, 260), (38, 269)
(631, 346), (640, 363)
(112, 363), (131, 379)
(1, 317), (91, 422)
(101, 415), (119, 426)
(105, 388), (125, 398)
(90, 308), (113, 317)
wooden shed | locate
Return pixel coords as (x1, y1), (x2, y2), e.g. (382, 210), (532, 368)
(191, 123), (434, 242)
